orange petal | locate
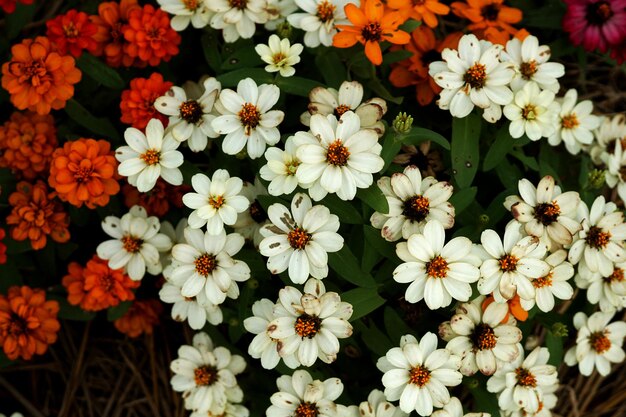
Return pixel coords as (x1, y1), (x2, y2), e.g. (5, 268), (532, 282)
(333, 31), (360, 48)
(364, 0), (384, 22)
(364, 41), (383, 65)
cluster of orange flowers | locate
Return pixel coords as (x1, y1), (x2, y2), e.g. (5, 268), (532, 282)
(113, 299), (162, 338)
(119, 72), (173, 129)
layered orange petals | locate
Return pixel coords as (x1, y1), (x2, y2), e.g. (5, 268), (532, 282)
(123, 5), (181, 67)
(387, 0), (450, 28)
(451, 0), (522, 45)
(114, 299), (162, 338)
(0, 286), (60, 361)
(1, 37), (82, 115)
(123, 178), (189, 217)
(46, 9), (98, 58)
(120, 73), (172, 129)
(91, 0), (141, 68)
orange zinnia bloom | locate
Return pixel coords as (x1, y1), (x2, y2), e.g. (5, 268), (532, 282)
(451, 0), (522, 45)
(387, 0), (450, 28)
(122, 178), (189, 217)
(46, 9), (98, 58)
(120, 73), (173, 129)
(0, 286), (60, 361)
(6, 180), (70, 250)
(48, 138), (120, 209)
(0, 0), (34, 14)
(0, 111), (57, 180)
(333, 0), (411, 65)
(91, 0), (141, 68)
(1, 36), (82, 115)
(482, 294), (528, 323)
(114, 299), (163, 338)
(0, 228), (7, 265)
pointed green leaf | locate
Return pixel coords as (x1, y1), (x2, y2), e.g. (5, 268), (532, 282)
(357, 184), (388, 214)
(401, 127), (450, 150)
(342, 288), (385, 321)
(451, 113), (481, 188)
(328, 246), (376, 287)
(77, 53), (125, 90)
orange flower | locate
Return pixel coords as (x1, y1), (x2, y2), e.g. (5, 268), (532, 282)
(62, 255), (140, 312)
(46, 9), (98, 58)
(0, 0), (34, 14)
(120, 73), (173, 129)
(1, 36), (82, 115)
(333, 0), (411, 65)
(114, 299), (162, 338)
(386, 0), (449, 28)
(91, 0), (141, 68)
(482, 294), (528, 323)
(48, 138), (120, 209)
(451, 0), (522, 45)
(122, 178), (189, 217)
(0, 111), (57, 180)
(0, 286), (60, 361)
(0, 228), (7, 265)
(6, 180), (70, 250)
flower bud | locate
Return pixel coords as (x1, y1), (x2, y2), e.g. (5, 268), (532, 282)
(551, 322), (568, 337)
(588, 169), (606, 189)
(393, 112), (413, 134)
(276, 21), (293, 39)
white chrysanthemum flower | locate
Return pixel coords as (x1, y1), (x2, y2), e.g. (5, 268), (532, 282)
(377, 333), (463, 416)
(190, 403), (249, 417)
(564, 311), (626, 376)
(157, 0), (212, 30)
(370, 165), (454, 242)
(267, 279), (353, 367)
(429, 34), (514, 121)
(182, 170), (250, 233)
(159, 276), (223, 329)
(97, 206), (172, 280)
(393, 220), (480, 309)
(548, 89), (600, 155)
(568, 196), (626, 276)
(259, 192), (343, 283)
(502, 35), (564, 93)
(486, 347), (558, 414)
(575, 259), (626, 312)
(287, 0), (351, 47)
(170, 332), (245, 413)
(589, 114), (626, 165)
(208, 0), (268, 42)
(212, 78), (284, 159)
(432, 397), (489, 417)
(267, 369), (344, 417)
(260, 136), (302, 196)
(116, 119), (184, 192)
(255, 34), (303, 77)
(439, 297), (522, 376)
(155, 78), (221, 152)
(503, 82), (559, 141)
(519, 250), (574, 312)
(264, 0), (298, 29)
(295, 112), (384, 201)
(232, 178), (270, 246)
(502, 386), (557, 417)
(356, 389), (407, 417)
(159, 218), (187, 267)
(503, 175), (581, 250)
(604, 140), (626, 205)
(478, 221), (550, 302)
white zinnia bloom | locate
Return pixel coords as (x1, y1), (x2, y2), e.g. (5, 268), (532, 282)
(264, 0), (298, 30)
(519, 249), (574, 312)
(190, 403), (249, 417)
(589, 114), (626, 165)
(357, 389), (407, 417)
(208, 0), (268, 42)
(212, 78), (284, 159)
(287, 0), (351, 47)
(157, 0), (212, 30)
(370, 165), (454, 242)
(259, 192), (343, 283)
(377, 333), (463, 416)
(575, 259), (626, 312)
(604, 140), (626, 205)
(232, 178), (270, 246)
(260, 136), (302, 196)
(255, 34), (303, 77)
(97, 205), (172, 280)
(564, 311), (626, 376)
(159, 276), (223, 329)
(432, 397), (489, 417)
(116, 119), (184, 192)
(548, 89), (600, 155)
(503, 82), (559, 141)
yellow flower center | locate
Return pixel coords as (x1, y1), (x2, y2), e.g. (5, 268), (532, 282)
(287, 227), (311, 249)
(326, 140), (350, 166)
(409, 365), (431, 386)
(464, 63), (487, 88)
(426, 255), (449, 278)
(473, 323), (497, 350)
(585, 226), (611, 249)
(402, 195), (430, 222)
(195, 254), (217, 277)
(499, 254), (518, 272)
(194, 365), (218, 386)
(122, 235), (142, 253)
(140, 149), (160, 166)
(294, 314), (321, 338)
(179, 100), (203, 124)
(238, 103), (261, 133)
(295, 402), (318, 417)
(532, 272), (553, 288)
(316, 0), (336, 22)
(515, 367), (537, 387)
(589, 331), (611, 354)
(534, 202), (560, 225)
(520, 60), (538, 80)
(561, 114), (579, 129)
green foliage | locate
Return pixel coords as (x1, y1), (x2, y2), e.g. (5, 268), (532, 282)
(451, 113), (482, 188)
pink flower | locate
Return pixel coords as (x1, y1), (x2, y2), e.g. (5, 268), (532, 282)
(562, 0), (626, 52)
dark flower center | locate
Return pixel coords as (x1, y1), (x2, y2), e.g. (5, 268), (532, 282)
(586, 1), (613, 25)
(179, 100), (203, 124)
(294, 314), (321, 338)
(481, 3), (500, 20)
(585, 226), (611, 249)
(534, 202), (560, 225)
(472, 323), (497, 350)
(402, 195), (430, 222)
(326, 140), (350, 166)
(361, 22), (382, 42)
(288, 227), (311, 249)
(464, 63), (487, 89)
(249, 200), (268, 223)
(194, 365), (218, 386)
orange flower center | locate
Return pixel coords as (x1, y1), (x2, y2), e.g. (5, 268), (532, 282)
(499, 254), (518, 272)
(402, 195), (430, 222)
(606, 267), (625, 283)
(209, 195), (225, 209)
(409, 365), (431, 386)
(238, 103), (261, 132)
(481, 3), (500, 21)
(586, 1), (613, 25)
(122, 235), (143, 253)
(473, 323), (497, 350)
(361, 22), (383, 42)
(63, 22), (79, 38)
(99, 273), (114, 291)
(589, 331), (611, 354)
(249, 200), (268, 223)
(179, 100), (203, 124)
(295, 314), (321, 338)
(13, 59), (49, 87)
(326, 140), (350, 166)
(295, 402), (318, 417)
(183, 0), (200, 11)
(74, 166), (94, 183)
(146, 27), (166, 41)
(520, 60), (538, 80)
(464, 63), (487, 89)
(194, 365), (218, 386)
(7, 314), (28, 337)
(272, 52), (287, 64)
(287, 227), (311, 249)
(229, 0), (248, 10)
(316, 0), (336, 22)
(585, 226), (611, 249)
(426, 255), (449, 278)
(534, 202), (560, 225)
(532, 272), (553, 288)
(334, 104), (351, 117)
(515, 367), (537, 387)
(561, 114), (579, 130)
(140, 149), (161, 166)
(521, 105), (537, 120)
(195, 254), (217, 276)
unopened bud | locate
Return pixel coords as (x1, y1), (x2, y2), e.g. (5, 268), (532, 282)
(275, 21), (293, 39)
(551, 322), (568, 337)
(393, 112), (413, 134)
(247, 278), (259, 289)
(479, 214), (490, 225)
(588, 169), (606, 189)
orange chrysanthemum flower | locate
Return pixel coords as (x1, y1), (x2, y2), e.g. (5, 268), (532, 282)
(122, 178), (189, 217)
(0, 0), (34, 14)
(387, 0), (449, 28)
(0, 228), (7, 265)
(123, 4), (181, 67)
(46, 9), (98, 58)
(91, 0), (141, 68)
(6, 180), (70, 250)
(0, 286), (60, 361)
(48, 138), (120, 209)
(114, 299), (162, 338)
(451, 0), (522, 45)
(63, 255), (140, 312)
(1, 36), (82, 115)
(120, 73), (173, 129)
(333, 0), (411, 65)
(0, 111), (57, 180)
(482, 294), (528, 323)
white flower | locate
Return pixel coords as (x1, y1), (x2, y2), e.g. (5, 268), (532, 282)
(502, 386), (557, 417)
(259, 192), (343, 284)
(0, 414), (24, 417)
(590, 114), (626, 165)
(295, 112), (384, 201)
(432, 397), (489, 417)
(190, 403), (249, 417)
(604, 140), (626, 205)
(502, 35), (564, 93)
(519, 250), (574, 312)
(548, 89), (600, 155)
(440, 297), (522, 376)
(287, 0), (351, 47)
(564, 311), (626, 376)
(97, 205), (172, 280)
(377, 332), (463, 416)
(503, 82), (559, 141)
(260, 136), (302, 196)
(155, 78), (221, 152)
(157, 0), (212, 30)
(264, 0), (298, 30)
(267, 279), (353, 367)
(267, 369), (344, 417)
(357, 389), (407, 417)
(255, 34), (303, 77)
(182, 170), (250, 233)
(575, 259), (626, 312)
(232, 178), (270, 246)
(208, 0), (268, 42)
(212, 78), (284, 159)
(370, 165), (454, 242)
(393, 220), (480, 309)
(429, 34), (514, 121)
(170, 332), (245, 413)
(159, 277), (223, 329)
(116, 119), (184, 192)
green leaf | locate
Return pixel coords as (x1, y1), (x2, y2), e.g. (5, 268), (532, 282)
(64, 99), (120, 141)
(275, 76), (323, 98)
(483, 127), (515, 171)
(398, 19), (421, 33)
(221, 47), (263, 70)
(342, 288), (385, 321)
(381, 50), (413, 66)
(400, 127), (450, 150)
(322, 194), (362, 224)
(449, 186), (477, 215)
(367, 77), (402, 105)
(217, 69), (274, 87)
(201, 32), (223, 73)
(468, 383), (500, 415)
(546, 331), (564, 367)
(315, 51), (346, 88)
(510, 148), (539, 171)
(328, 246), (376, 287)
(380, 134), (403, 173)
(451, 113), (481, 188)
(357, 184), (388, 214)
(495, 157), (522, 190)
(107, 301), (133, 321)
(363, 225), (399, 262)
(77, 53), (125, 90)
(47, 294), (97, 321)
(357, 321), (394, 357)
(384, 307), (414, 344)
(6, 2), (37, 39)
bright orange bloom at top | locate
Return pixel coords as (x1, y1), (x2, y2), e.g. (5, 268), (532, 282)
(387, 0), (450, 28)
(122, 178), (189, 217)
(0, 286), (60, 361)
(0, 228), (7, 265)
(46, 9), (99, 58)
(1, 36), (82, 115)
(91, 0), (141, 68)
(120, 73), (173, 129)
(114, 299), (162, 338)
(0, 0), (34, 14)
(333, 0), (411, 65)
(482, 294), (528, 323)
(451, 0), (522, 45)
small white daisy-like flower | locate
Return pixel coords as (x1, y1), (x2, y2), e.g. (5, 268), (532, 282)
(502, 386), (557, 417)
(377, 332), (463, 416)
(155, 78), (221, 152)
(255, 34), (304, 77)
(97, 206), (172, 280)
(190, 403), (249, 417)
(260, 136), (302, 196)
(432, 397), (489, 417)
(370, 165), (455, 242)
(212, 78), (285, 159)
(356, 389), (407, 417)
(295, 112), (384, 201)
(287, 0), (351, 47)
(182, 170), (250, 234)
(503, 82), (559, 141)
(589, 114), (626, 165)
(259, 192), (343, 283)
(548, 89), (600, 155)
(116, 118), (184, 192)
(429, 34), (514, 121)
(208, 0), (268, 42)
(564, 311), (626, 376)
(267, 369), (344, 417)
(264, 0), (298, 30)
(575, 259), (626, 312)
(604, 140), (626, 205)
(439, 296), (522, 376)
(157, 0), (212, 30)
(519, 249), (574, 313)
(170, 332), (246, 413)
(393, 220), (480, 309)
(232, 178), (270, 247)
(267, 279), (353, 367)
(159, 276), (224, 329)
